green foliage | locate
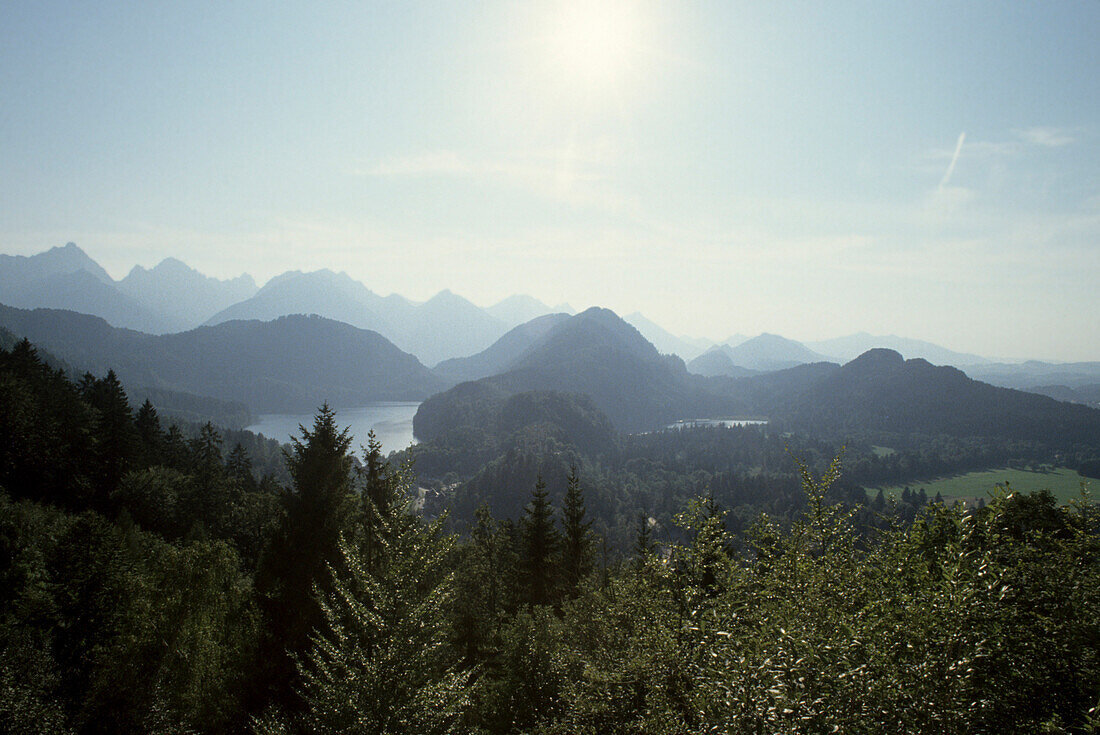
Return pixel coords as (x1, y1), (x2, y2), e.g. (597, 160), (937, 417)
(0, 494), (258, 734)
(450, 504), (519, 665)
(520, 476), (561, 608)
(544, 458), (1100, 734)
(254, 404), (358, 709)
(560, 466), (594, 597)
(290, 471), (469, 734)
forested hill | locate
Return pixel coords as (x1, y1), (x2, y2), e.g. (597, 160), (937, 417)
(0, 305), (450, 412)
(419, 307), (746, 434)
(749, 348), (1100, 443)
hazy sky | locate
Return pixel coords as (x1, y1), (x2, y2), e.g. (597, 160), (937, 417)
(2, 2), (1099, 360)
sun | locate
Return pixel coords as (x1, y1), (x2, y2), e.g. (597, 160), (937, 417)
(542, 0), (646, 88)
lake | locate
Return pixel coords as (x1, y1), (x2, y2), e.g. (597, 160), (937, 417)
(666, 418), (769, 430)
(245, 402), (421, 453)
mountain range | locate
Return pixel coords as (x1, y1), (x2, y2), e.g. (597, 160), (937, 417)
(118, 257), (257, 331)
(0, 243), (256, 334)
(4, 243), (1096, 395)
(4, 286), (1099, 449)
(418, 309), (1100, 444)
(417, 307), (745, 435)
(804, 332), (991, 366)
(689, 334), (832, 374)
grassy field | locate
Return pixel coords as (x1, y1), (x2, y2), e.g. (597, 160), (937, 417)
(868, 467), (1094, 505)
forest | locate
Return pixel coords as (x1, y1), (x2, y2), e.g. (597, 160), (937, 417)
(3, 337), (1100, 734)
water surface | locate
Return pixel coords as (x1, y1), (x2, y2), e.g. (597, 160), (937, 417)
(246, 402), (421, 453)
(666, 418), (769, 430)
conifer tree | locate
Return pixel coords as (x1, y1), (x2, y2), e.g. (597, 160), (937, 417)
(80, 370), (138, 506)
(134, 399), (163, 468)
(284, 451), (468, 734)
(560, 465), (594, 596)
(254, 404), (357, 711)
(520, 475), (560, 607)
(226, 442), (257, 494)
(633, 513), (656, 564)
(452, 503), (518, 663)
(184, 423), (234, 537)
(361, 430), (398, 571)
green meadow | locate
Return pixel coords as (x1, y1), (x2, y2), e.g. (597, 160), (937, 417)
(869, 466), (1093, 505)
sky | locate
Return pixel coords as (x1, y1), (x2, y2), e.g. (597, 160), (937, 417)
(2, 1), (1099, 360)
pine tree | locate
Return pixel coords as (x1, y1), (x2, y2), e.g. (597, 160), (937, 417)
(520, 475), (560, 607)
(225, 442), (257, 494)
(254, 404), (357, 711)
(633, 514), (656, 565)
(134, 399), (163, 468)
(290, 466), (468, 734)
(361, 430), (398, 571)
(451, 504), (517, 664)
(560, 465), (594, 596)
(80, 370), (138, 507)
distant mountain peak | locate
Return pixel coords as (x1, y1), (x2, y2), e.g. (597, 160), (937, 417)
(152, 256), (192, 272)
(843, 348), (905, 372)
(259, 268), (367, 294)
(425, 289), (473, 308)
(0, 241), (115, 287)
(485, 294), (562, 329)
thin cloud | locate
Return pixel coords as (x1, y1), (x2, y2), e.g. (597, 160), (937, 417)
(938, 132), (966, 190)
(356, 146), (617, 182)
(357, 151), (562, 181)
(351, 147), (640, 215)
(1014, 126), (1075, 147)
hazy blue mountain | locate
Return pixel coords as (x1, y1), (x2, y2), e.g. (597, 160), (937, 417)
(0, 242), (113, 292)
(964, 360), (1100, 390)
(725, 334), (750, 348)
(806, 332), (990, 366)
(0, 242), (184, 333)
(205, 269), (389, 332)
(204, 270), (508, 364)
(624, 312), (712, 360)
(417, 307), (745, 434)
(1024, 384), (1100, 408)
(687, 346), (758, 378)
(0, 305), (448, 413)
(404, 289), (509, 365)
(485, 294), (563, 327)
(119, 257), (257, 330)
(434, 312), (571, 381)
(725, 333), (831, 372)
(4, 269), (177, 334)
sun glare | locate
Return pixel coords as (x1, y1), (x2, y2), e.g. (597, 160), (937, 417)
(543, 0), (645, 88)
